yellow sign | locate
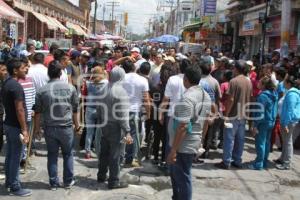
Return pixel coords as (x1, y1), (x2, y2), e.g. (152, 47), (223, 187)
(124, 12), (128, 26)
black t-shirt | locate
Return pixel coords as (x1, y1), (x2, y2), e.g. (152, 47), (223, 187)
(2, 77), (26, 128)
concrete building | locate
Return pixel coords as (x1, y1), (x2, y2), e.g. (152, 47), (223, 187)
(3, 0), (93, 45)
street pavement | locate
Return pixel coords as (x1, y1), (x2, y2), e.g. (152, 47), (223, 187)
(0, 135), (300, 200)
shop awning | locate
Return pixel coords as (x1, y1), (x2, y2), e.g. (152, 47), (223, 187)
(0, 0), (24, 22)
(31, 11), (57, 30)
(66, 22), (88, 36)
(46, 16), (68, 32)
(31, 11), (68, 32)
(182, 22), (202, 31)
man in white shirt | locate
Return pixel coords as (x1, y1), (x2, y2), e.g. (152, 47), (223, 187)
(28, 53), (49, 91)
(122, 60), (151, 167)
(149, 53), (164, 87)
(159, 60), (190, 163)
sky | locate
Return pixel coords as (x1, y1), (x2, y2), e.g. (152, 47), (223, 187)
(68, 0), (229, 35)
(68, 0), (158, 34)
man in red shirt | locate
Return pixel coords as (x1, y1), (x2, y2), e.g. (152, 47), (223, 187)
(44, 43), (59, 67)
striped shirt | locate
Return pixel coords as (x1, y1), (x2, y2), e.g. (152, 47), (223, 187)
(18, 77), (36, 122)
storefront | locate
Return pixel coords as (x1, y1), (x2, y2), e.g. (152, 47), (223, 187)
(0, 0), (24, 42)
(266, 14), (299, 52)
(238, 10), (263, 58)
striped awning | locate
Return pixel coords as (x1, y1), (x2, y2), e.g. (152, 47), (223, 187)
(31, 11), (57, 30)
(0, 0), (24, 22)
(31, 11), (68, 32)
(66, 22), (88, 36)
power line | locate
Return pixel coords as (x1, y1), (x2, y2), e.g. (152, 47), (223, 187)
(106, 1), (120, 34)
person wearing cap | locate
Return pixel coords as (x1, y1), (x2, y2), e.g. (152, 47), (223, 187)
(212, 56), (229, 84)
(79, 50), (91, 78)
(67, 50), (81, 89)
(131, 47), (146, 71)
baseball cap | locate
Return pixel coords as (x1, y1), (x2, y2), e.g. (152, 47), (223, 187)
(131, 47), (140, 54)
(246, 60), (255, 70)
(81, 50), (90, 58)
(70, 50), (81, 59)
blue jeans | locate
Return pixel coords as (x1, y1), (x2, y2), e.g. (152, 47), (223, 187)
(44, 126), (74, 186)
(254, 122), (274, 169)
(223, 119), (246, 166)
(4, 125), (23, 191)
(85, 107), (98, 152)
(170, 152), (194, 200)
(125, 112), (141, 164)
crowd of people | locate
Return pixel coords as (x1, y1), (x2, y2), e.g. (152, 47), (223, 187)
(0, 36), (300, 200)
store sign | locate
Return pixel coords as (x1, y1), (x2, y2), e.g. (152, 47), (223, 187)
(9, 23), (16, 39)
(180, 1), (193, 12)
(266, 17), (281, 36)
(242, 21), (255, 32)
(204, 0), (216, 16)
(239, 20), (261, 36)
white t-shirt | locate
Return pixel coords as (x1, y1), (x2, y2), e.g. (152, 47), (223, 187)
(123, 73), (149, 112)
(28, 63), (49, 91)
(60, 68), (69, 83)
(164, 74), (186, 117)
(149, 63), (162, 87)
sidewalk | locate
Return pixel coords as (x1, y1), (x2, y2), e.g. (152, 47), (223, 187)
(0, 136), (300, 200)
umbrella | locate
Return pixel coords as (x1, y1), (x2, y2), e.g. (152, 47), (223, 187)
(156, 35), (179, 43)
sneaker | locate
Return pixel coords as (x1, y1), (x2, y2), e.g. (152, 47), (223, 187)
(273, 159), (283, 165)
(231, 162), (243, 169)
(200, 151), (209, 159)
(218, 143), (223, 149)
(247, 164), (263, 170)
(151, 159), (159, 165)
(20, 160), (26, 168)
(0, 174), (5, 180)
(64, 180), (75, 189)
(97, 177), (107, 183)
(132, 160), (141, 167)
(108, 182), (128, 190)
(214, 162), (230, 170)
(276, 163), (290, 170)
(10, 188), (32, 197)
(50, 183), (61, 191)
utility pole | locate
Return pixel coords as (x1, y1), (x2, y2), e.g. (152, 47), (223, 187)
(260, 0), (270, 65)
(102, 3), (106, 30)
(106, 1), (120, 35)
(93, 0), (98, 35)
(280, 0), (292, 58)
